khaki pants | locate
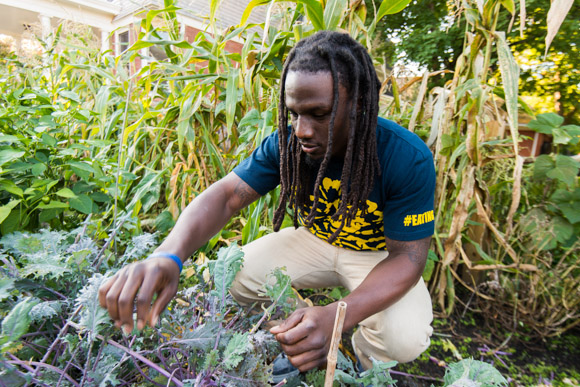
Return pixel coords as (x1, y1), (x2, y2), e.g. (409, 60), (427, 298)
(230, 227), (433, 370)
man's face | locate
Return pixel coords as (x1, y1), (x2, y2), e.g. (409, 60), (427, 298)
(284, 71), (352, 161)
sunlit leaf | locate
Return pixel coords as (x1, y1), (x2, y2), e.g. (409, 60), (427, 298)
(298, 0), (325, 31)
(377, 0), (412, 21)
(324, 0), (348, 30)
(240, 0), (271, 26)
(499, 0), (515, 15)
(527, 113), (564, 134)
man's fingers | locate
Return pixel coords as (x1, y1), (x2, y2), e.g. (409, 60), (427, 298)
(135, 268), (168, 330)
(148, 279), (178, 327)
(287, 349), (327, 372)
(103, 271), (129, 323)
(117, 268), (145, 334)
(98, 274), (117, 309)
(274, 315), (314, 346)
(270, 309), (304, 335)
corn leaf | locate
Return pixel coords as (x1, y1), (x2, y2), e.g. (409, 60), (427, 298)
(495, 32), (519, 138)
(240, 0), (271, 26)
(225, 68), (240, 135)
(499, 0), (515, 14)
(545, 0), (574, 56)
(297, 0), (325, 31)
(323, 0), (348, 30)
(210, 0), (223, 24)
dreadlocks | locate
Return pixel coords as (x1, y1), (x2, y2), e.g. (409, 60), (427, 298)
(272, 31), (381, 243)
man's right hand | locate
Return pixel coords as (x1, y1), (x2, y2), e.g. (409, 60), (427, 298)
(98, 257), (180, 334)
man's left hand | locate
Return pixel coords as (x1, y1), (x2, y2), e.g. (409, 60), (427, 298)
(270, 304), (337, 372)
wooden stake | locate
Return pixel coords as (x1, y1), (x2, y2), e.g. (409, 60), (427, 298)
(324, 301), (347, 387)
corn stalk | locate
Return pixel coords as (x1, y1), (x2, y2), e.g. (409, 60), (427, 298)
(431, 0), (526, 315)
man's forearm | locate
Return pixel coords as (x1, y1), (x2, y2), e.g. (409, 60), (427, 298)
(154, 173), (260, 262)
(339, 236), (430, 331)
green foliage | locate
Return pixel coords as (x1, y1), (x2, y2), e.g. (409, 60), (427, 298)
(335, 356), (398, 385)
(0, 228), (281, 385)
(443, 359), (508, 387)
(527, 113), (580, 152)
(0, 297), (38, 351)
(75, 273), (110, 340)
(262, 266), (296, 316)
(208, 242), (245, 305)
(222, 332), (252, 370)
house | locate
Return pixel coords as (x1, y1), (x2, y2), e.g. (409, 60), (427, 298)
(0, 0), (268, 57)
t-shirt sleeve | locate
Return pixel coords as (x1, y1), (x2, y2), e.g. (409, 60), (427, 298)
(232, 131), (281, 196)
(382, 150), (435, 241)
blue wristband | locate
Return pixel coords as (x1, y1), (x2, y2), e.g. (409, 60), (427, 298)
(148, 252), (183, 273)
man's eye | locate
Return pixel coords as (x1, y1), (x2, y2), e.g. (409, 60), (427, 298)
(289, 111), (298, 118)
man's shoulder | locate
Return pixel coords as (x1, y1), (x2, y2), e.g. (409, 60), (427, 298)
(376, 117), (432, 161)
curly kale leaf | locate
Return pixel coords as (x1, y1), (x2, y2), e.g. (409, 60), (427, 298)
(75, 273), (111, 340)
(444, 359), (508, 387)
(262, 267), (296, 317)
(208, 243), (244, 303)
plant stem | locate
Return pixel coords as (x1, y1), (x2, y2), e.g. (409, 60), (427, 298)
(7, 357), (80, 387)
(28, 305), (83, 385)
(69, 321), (184, 387)
(390, 370), (443, 382)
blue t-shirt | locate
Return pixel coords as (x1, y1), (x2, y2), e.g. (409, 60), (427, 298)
(233, 117), (435, 251)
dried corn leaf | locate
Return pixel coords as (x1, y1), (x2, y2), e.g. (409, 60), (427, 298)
(545, 0), (574, 56)
(408, 71), (429, 132)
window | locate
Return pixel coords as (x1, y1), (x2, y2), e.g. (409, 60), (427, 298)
(117, 30), (129, 54)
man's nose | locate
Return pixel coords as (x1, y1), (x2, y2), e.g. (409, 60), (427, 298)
(294, 116), (313, 139)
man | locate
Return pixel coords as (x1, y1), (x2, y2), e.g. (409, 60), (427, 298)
(99, 31), (435, 376)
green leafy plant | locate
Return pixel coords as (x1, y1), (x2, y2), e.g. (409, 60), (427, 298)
(443, 358), (508, 387)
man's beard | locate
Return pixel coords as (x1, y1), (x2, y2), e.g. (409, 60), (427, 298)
(304, 154), (323, 171)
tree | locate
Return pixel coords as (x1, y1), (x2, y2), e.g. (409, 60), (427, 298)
(370, 0), (580, 124)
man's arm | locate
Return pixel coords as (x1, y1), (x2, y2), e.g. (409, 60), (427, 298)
(154, 172), (261, 259)
(98, 172), (260, 334)
(271, 235), (430, 371)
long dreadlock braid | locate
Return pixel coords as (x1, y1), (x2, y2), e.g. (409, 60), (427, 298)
(272, 31), (381, 243)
